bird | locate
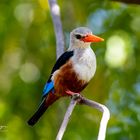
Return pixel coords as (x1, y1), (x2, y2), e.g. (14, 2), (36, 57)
(27, 27), (104, 126)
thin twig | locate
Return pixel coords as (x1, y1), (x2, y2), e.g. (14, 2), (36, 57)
(48, 0), (64, 59)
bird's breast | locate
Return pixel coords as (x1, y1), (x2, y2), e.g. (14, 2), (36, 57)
(71, 48), (96, 82)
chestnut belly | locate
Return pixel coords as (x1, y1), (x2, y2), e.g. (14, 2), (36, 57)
(52, 61), (88, 96)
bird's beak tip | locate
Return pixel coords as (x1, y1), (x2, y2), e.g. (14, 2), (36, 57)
(100, 38), (104, 42)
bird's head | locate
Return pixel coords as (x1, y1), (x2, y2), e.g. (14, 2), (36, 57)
(70, 27), (104, 49)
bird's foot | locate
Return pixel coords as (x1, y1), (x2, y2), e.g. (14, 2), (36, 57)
(65, 90), (82, 100)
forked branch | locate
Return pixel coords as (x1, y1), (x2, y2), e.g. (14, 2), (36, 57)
(56, 94), (110, 140)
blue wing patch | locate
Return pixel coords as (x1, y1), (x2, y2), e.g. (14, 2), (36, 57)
(43, 81), (54, 97)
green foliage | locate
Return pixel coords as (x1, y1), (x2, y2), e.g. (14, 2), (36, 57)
(0, 0), (140, 139)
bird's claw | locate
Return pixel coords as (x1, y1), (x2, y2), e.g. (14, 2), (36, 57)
(65, 90), (82, 100)
(72, 93), (81, 100)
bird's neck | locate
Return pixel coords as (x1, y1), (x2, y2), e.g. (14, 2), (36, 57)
(68, 45), (94, 56)
(68, 44), (91, 51)
(68, 46), (96, 63)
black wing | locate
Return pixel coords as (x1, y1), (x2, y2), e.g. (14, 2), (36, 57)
(47, 50), (74, 82)
(42, 51), (74, 96)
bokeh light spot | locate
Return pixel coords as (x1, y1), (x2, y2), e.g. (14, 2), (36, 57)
(2, 48), (22, 70)
(14, 3), (34, 28)
(105, 31), (133, 68)
(19, 63), (40, 83)
(105, 35), (126, 68)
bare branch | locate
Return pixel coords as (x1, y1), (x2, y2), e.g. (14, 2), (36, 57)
(56, 94), (110, 140)
(48, 0), (64, 58)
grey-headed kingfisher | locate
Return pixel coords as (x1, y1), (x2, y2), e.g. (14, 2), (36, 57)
(28, 27), (104, 126)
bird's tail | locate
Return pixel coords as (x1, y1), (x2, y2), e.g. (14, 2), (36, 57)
(27, 98), (47, 126)
(27, 93), (59, 126)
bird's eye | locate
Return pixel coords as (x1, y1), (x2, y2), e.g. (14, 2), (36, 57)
(75, 34), (82, 39)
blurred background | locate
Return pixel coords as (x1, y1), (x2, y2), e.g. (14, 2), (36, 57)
(0, 0), (140, 140)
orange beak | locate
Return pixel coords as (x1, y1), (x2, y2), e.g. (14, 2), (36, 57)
(81, 34), (104, 43)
